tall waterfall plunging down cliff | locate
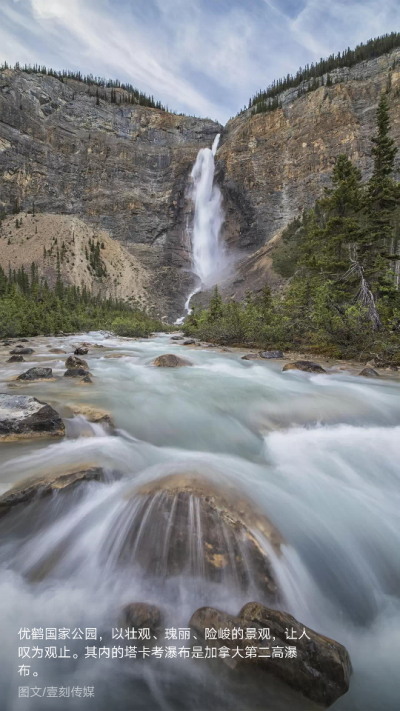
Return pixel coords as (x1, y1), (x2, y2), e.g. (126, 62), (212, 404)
(176, 134), (225, 323)
(191, 133), (225, 285)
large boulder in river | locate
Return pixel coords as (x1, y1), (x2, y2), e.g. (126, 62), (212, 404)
(65, 355), (88, 369)
(190, 603), (352, 708)
(282, 360), (326, 374)
(242, 353), (260, 360)
(106, 473), (283, 599)
(152, 354), (191, 367)
(0, 395), (64, 441)
(7, 355), (25, 363)
(0, 466), (103, 516)
(10, 347), (34, 355)
(74, 346), (88, 355)
(17, 367), (53, 381)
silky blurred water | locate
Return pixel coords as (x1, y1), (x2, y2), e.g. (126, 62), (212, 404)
(0, 332), (399, 710)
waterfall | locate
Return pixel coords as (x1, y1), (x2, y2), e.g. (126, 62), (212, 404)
(191, 133), (225, 285)
(176, 134), (225, 324)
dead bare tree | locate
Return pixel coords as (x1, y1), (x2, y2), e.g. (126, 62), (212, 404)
(342, 249), (382, 330)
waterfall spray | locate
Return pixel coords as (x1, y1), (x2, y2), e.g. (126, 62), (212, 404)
(176, 134), (225, 323)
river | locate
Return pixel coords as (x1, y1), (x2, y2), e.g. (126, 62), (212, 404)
(0, 331), (399, 710)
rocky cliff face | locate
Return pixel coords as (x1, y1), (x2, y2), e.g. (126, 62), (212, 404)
(0, 69), (221, 318)
(1, 50), (400, 319)
(210, 48), (400, 303)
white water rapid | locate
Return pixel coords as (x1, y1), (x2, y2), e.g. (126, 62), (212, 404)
(1, 332), (400, 710)
(176, 134), (225, 324)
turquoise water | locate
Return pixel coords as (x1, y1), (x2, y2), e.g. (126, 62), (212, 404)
(0, 332), (399, 710)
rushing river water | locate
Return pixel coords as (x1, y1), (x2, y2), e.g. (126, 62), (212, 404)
(0, 332), (399, 711)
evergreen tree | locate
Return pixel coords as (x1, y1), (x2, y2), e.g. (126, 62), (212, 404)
(364, 93), (399, 297)
(209, 286), (223, 321)
(367, 93), (398, 238)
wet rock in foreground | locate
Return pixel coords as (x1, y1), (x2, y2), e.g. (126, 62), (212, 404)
(190, 603), (352, 708)
(282, 360), (326, 374)
(109, 473), (283, 599)
(17, 367), (53, 381)
(120, 603), (164, 637)
(0, 467), (104, 515)
(0, 395), (64, 441)
(152, 354), (191, 367)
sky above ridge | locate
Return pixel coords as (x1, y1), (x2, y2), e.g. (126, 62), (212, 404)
(0, 0), (399, 124)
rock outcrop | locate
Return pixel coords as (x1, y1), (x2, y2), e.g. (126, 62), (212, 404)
(0, 394), (64, 440)
(190, 603), (352, 708)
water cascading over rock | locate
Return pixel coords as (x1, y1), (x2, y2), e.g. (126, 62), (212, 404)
(101, 473), (283, 600)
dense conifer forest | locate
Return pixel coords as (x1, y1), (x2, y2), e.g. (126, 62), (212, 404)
(0, 263), (163, 338)
(185, 94), (400, 363)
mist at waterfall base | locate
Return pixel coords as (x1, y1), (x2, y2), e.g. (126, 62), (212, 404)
(176, 134), (229, 324)
(1, 333), (400, 710)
